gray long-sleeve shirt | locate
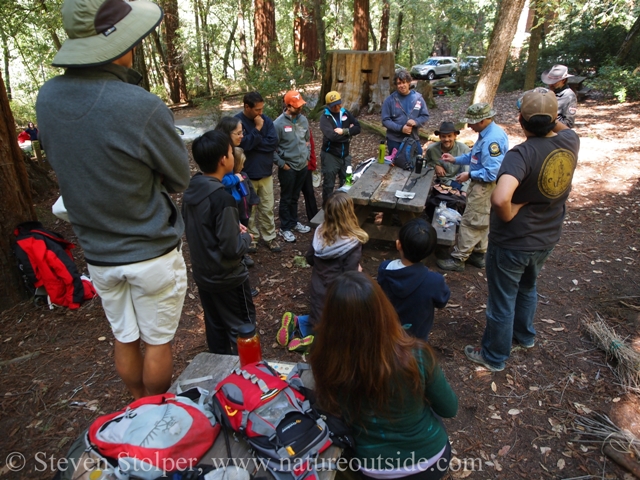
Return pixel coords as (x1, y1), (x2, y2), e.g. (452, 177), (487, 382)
(273, 112), (310, 171)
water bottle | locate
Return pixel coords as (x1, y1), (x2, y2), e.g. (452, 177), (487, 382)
(237, 323), (263, 367)
(415, 156), (424, 174)
(345, 166), (353, 186)
(378, 141), (386, 164)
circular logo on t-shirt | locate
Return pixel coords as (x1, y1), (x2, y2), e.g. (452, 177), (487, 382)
(538, 148), (576, 198)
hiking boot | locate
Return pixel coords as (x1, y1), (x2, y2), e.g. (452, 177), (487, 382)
(279, 230), (296, 243)
(244, 254), (255, 267)
(248, 241), (258, 254)
(467, 252), (486, 269)
(294, 222), (311, 234)
(436, 257), (465, 272)
(277, 312), (298, 346)
(288, 335), (314, 353)
(464, 345), (504, 372)
(266, 239), (282, 252)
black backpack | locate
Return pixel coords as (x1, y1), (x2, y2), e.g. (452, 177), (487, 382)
(393, 137), (419, 170)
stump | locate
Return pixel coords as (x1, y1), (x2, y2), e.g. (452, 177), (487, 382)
(320, 50), (395, 116)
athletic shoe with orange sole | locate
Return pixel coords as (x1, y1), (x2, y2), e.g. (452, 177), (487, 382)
(277, 312), (298, 346)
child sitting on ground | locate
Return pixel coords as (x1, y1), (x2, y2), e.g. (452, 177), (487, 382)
(182, 130), (257, 355)
(278, 192), (368, 352)
(377, 218), (450, 341)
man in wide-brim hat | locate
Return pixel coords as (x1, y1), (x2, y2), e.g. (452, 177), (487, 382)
(36, 0), (191, 399)
(426, 121), (471, 194)
(541, 64), (577, 129)
(436, 103), (509, 272)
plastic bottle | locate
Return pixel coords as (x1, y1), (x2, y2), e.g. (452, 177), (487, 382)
(237, 323), (263, 367)
(345, 166), (353, 186)
(378, 141), (386, 163)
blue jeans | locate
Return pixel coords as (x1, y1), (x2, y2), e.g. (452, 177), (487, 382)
(480, 243), (553, 368)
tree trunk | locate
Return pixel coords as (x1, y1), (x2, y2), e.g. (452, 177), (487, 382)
(293, 0), (320, 70)
(237, 0), (251, 78)
(192, 0), (203, 74)
(133, 40), (150, 91)
(38, 0), (62, 50)
(223, 17), (239, 79)
(379, 0), (390, 51)
(253, 0), (282, 68)
(313, 0), (327, 77)
(1, 34), (10, 101)
(472, 0), (528, 105)
(432, 33), (451, 56)
(160, 0), (188, 104)
(392, 11), (403, 53)
(368, 9), (377, 51)
(524, 5), (543, 90)
(0, 71), (37, 311)
(352, 0), (369, 50)
(616, 15), (640, 65)
(151, 30), (172, 98)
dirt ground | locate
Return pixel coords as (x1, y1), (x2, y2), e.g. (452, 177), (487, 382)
(1, 91), (639, 479)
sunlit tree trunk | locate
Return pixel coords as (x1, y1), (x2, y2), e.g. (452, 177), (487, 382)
(1, 33), (10, 100)
(293, 0), (319, 70)
(160, 0), (188, 103)
(616, 15), (640, 65)
(237, 0), (251, 78)
(223, 18), (238, 79)
(392, 11), (403, 53)
(524, 5), (543, 90)
(0, 71), (36, 311)
(353, 0), (369, 50)
(254, 0), (282, 68)
(472, 0), (527, 105)
(379, 0), (390, 51)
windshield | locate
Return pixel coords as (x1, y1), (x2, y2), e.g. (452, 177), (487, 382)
(425, 59), (439, 65)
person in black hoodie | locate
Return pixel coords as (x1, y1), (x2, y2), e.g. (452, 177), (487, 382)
(182, 130), (256, 355)
(377, 218), (450, 341)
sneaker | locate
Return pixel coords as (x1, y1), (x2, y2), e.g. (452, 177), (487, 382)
(294, 222), (311, 234)
(436, 257), (465, 272)
(279, 230), (296, 243)
(467, 252), (486, 269)
(244, 254), (255, 267)
(288, 335), (314, 353)
(464, 345), (504, 372)
(277, 312), (298, 346)
(266, 239), (282, 252)
(513, 339), (535, 350)
(248, 242), (258, 254)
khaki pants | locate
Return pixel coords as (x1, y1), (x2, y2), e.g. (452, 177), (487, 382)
(248, 175), (276, 242)
(451, 180), (495, 261)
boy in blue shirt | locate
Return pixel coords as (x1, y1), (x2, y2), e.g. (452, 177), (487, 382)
(377, 218), (450, 340)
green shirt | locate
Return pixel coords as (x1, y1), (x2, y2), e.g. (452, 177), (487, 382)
(426, 141), (471, 192)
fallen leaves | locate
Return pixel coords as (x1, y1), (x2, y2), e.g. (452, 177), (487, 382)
(508, 409), (521, 416)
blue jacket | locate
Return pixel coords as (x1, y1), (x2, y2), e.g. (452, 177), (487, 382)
(381, 90), (430, 144)
(454, 121), (508, 183)
(236, 112), (278, 180)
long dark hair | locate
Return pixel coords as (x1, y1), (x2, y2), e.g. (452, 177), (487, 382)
(215, 116), (241, 137)
(309, 271), (436, 417)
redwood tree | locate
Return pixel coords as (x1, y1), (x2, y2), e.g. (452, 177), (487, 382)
(160, 0), (188, 104)
(379, 0), (390, 51)
(294, 0), (319, 69)
(472, 0), (528, 105)
(254, 0), (282, 68)
(353, 0), (369, 50)
(0, 71), (36, 311)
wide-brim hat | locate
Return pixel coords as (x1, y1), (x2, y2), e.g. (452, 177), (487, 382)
(460, 103), (496, 124)
(541, 65), (573, 85)
(434, 121), (460, 136)
(53, 0), (163, 68)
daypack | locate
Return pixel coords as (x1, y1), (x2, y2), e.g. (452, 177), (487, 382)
(212, 362), (332, 480)
(393, 136), (419, 171)
(12, 221), (96, 308)
(57, 389), (220, 480)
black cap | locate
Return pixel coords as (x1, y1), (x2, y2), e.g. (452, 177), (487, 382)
(237, 323), (257, 338)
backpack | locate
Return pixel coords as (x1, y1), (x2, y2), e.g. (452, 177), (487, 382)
(212, 362), (332, 480)
(12, 221), (96, 308)
(393, 136), (419, 171)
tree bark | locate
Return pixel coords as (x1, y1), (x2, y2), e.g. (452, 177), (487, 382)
(133, 39), (150, 91)
(223, 17), (239, 79)
(1, 33), (10, 101)
(352, 0), (369, 50)
(524, 5), (543, 90)
(379, 0), (390, 51)
(472, 0), (528, 105)
(237, 0), (251, 78)
(432, 33), (451, 56)
(192, 0), (203, 74)
(313, 0), (327, 77)
(294, 0), (320, 70)
(253, 0), (282, 68)
(151, 30), (172, 98)
(392, 11), (403, 53)
(0, 71), (36, 311)
(160, 0), (188, 104)
(368, 9), (377, 51)
(616, 15), (640, 65)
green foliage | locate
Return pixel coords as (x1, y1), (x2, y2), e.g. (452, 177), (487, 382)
(498, 52), (527, 93)
(587, 63), (640, 102)
(9, 99), (36, 127)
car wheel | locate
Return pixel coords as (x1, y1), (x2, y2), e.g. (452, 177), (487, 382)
(427, 71), (436, 80)
(450, 69), (457, 79)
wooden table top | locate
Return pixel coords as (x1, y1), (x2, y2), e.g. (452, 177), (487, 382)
(348, 162), (434, 213)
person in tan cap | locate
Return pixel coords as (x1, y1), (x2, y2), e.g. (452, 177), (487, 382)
(273, 90), (312, 243)
(541, 64), (577, 129)
(319, 90), (361, 205)
(36, 0), (191, 399)
(463, 87), (579, 372)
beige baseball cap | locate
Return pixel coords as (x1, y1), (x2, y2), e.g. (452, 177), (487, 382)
(519, 87), (558, 122)
(53, 0), (163, 68)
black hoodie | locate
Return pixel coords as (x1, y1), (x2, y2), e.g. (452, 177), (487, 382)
(377, 260), (450, 340)
(182, 173), (252, 291)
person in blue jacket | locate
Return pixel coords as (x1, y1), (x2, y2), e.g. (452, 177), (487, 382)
(381, 69), (430, 157)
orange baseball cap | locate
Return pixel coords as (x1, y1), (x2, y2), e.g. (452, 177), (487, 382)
(284, 91), (306, 108)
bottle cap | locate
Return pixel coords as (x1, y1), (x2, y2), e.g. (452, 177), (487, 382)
(380, 140), (385, 144)
(237, 323), (257, 339)
(346, 166), (353, 174)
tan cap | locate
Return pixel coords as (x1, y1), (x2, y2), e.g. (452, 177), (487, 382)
(520, 87), (557, 122)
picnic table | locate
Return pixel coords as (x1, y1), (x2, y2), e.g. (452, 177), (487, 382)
(169, 353), (341, 480)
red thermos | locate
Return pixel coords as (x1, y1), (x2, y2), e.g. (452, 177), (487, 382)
(237, 323), (263, 366)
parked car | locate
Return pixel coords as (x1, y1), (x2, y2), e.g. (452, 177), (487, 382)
(459, 56), (485, 75)
(410, 57), (458, 80)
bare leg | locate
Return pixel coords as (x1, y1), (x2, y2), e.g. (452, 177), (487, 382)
(142, 342), (173, 396)
(114, 339), (145, 399)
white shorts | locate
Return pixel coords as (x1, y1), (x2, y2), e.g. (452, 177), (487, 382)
(88, 247), (188, 345)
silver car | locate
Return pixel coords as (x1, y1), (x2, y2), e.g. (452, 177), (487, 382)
(410, 56), (458, 81)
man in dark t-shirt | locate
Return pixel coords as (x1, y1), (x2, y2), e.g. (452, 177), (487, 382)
(464, 88), (580, 372)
